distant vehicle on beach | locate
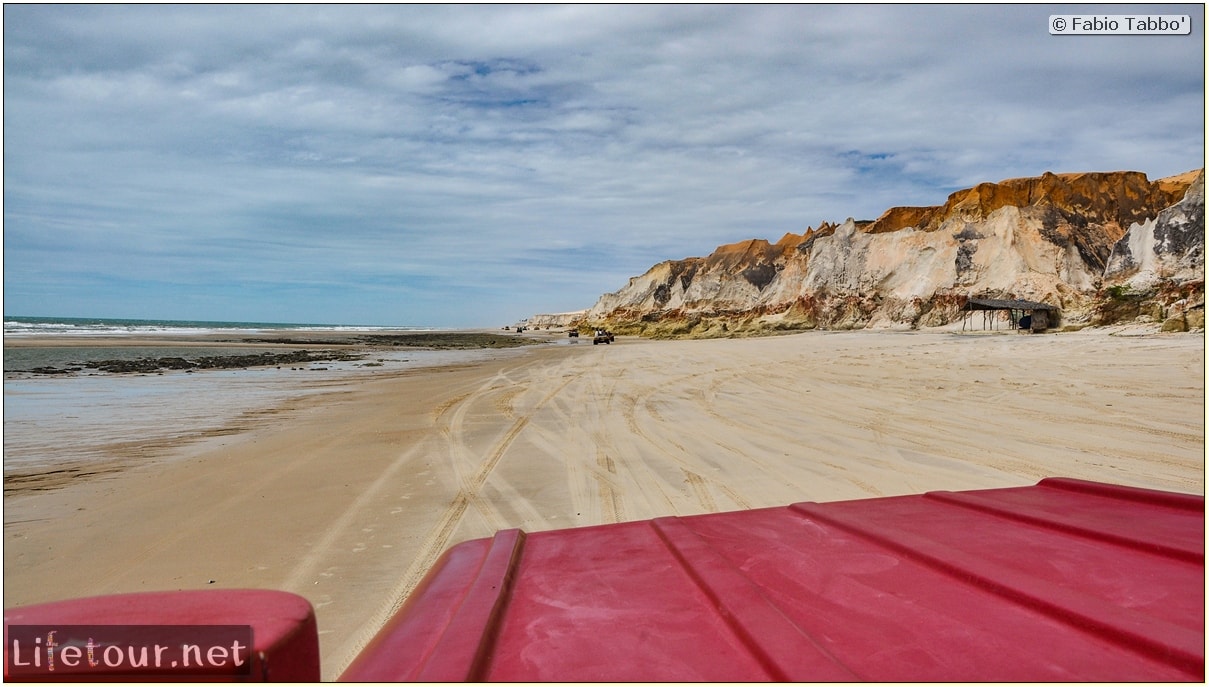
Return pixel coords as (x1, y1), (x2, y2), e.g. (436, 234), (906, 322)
(568, 329), (579, 337)
(593, 329), (614, 345)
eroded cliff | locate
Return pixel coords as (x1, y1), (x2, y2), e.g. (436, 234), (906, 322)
(558, 169), (1203, 337)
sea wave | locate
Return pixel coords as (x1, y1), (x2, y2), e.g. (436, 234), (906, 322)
(3, 317), (438, 337)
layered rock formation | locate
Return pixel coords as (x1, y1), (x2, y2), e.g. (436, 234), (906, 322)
(522, 310), (587, 329)
(1100, 170), (1205, 330)
(568, 169), (1204, 337)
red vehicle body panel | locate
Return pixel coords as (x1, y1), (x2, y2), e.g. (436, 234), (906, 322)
(4, 479), (1203, 681)
(342, 478), (1204, 682)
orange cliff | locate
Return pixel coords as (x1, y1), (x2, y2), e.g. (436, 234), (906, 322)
(864, 170), (1195, 235)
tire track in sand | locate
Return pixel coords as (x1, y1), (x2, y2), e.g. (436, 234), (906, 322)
(280, 440), (430, 591)
(344, 366), (579, 669)
(621, 374), (761, 512)
(596, 450), (625, 523)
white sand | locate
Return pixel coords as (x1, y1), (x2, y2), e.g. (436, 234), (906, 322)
(4, 329), (1203, 679)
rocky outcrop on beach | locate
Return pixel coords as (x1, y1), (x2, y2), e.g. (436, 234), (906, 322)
(521, 310), (587, 329)
(15, 332), (544, 376)
(20, 350), (362, 375)
(574, 169), (1204, 337)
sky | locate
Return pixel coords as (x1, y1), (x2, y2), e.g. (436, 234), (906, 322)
(3, 4), (1205, 328)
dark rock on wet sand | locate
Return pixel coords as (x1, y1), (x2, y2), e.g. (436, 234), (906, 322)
(23, 350), (362, 375)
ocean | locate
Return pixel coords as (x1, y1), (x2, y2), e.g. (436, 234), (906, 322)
(3, 315), (434, 337)
(3, 316), (437, 373)
(3, 316), (527, 476)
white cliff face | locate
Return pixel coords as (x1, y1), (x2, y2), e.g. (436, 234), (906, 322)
(523, 310), (588, 328)
(799, 219), (970, 301)
(580, 169), (1204, 333)
(943, 206), (1103, 300)
(1110, 217), (1164, 291)
(587, 261), (689, 315)
(1105, 171), (1205, 292)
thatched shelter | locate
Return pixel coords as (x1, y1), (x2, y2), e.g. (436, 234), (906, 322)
(961, 298), (1059, 332)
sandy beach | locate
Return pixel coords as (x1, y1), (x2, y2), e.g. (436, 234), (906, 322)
(4, 328), (1204, 679)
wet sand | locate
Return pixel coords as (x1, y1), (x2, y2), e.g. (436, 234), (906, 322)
(4, 328), (1204, 679)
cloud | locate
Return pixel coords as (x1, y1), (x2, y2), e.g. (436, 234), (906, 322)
(4, 4), (1204, 326)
